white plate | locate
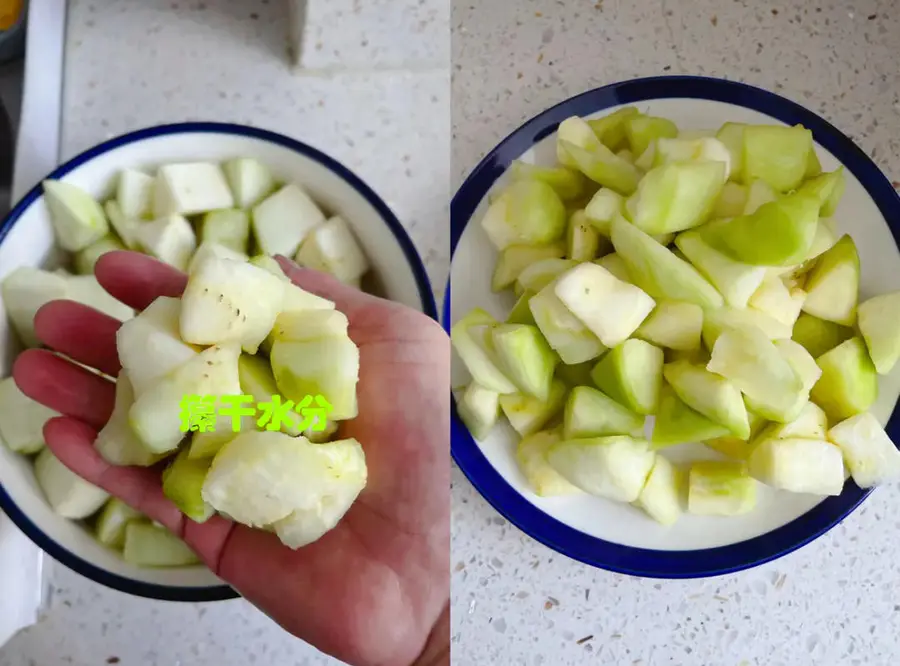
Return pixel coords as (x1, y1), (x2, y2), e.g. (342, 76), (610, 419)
(448, 76), (900, 577)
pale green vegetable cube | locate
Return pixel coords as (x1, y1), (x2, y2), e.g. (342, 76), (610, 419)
(103, 200), (141, 249)
(774, 339), (822, 395)
(0, 377), (59, 454)
(798, 168), (844, 213)
(634, 300), (703, 352)
(153, 162), (235, 217)
(563, 385), (644, 439)
(635, 456), (685, 525)
(95, 372), (168, 467)
(741, 178), (778, 215)
(558, 139), (641, 195)
(857, 291), (900, 374)
(499, 379), (567, 437)
(516, 429), (580, 497)
(270, 437), (369, 549)
(810, 337), (878, 422)
(624, 115), (679, 156)
(556, 116), (603, 168)
(748, 437), (844, 495)
(506, 290), (536, 326)
(634, 142), (657, 171)
(271, 336), (360, 421)
(491, 324), (558, 401)
(295, 216), (370, 284)
(742, 125), (812, 192)
(481, 180), (567, 250)
(748, 278), (806, 329)
(651, 386), (730, 449)
(95, 499), (143, 550)
(674, 230), (766, 309)
(583, 188), (624, 236)
(652, 137), (732, 180)
(701, 306), (792, 350)
(34, 448), (109, 519)
(136, 214), (197, 272)
(610, 216), (723, 309)
(700, 192), (819, 267)
(752, 401), (828, 443)
(713, 181), (748, 218)
(553, 263), (655, 348)
(704, 412), (766, 461)
(593, 253), (631, 282)
(827, 412), (900, 488)
(457, 383), (500, 441)
(42, 179), (109, 251)
(791, 312), (853, 359)
(66, 274), (134, 322)
(707, 326), (804, 423)
(199, 209), (251, 254)
(187, 241), (248, 275)
(116, 169), (155, 219)
(75, 236), (126, 275)
(515, 258), (577, 294)
(687, 461), (756, 516)
(590, 339), (664, 415)
(252, 184), (326, 257)
(586, 106), (640, 151)
(802, 235), (860, 327)
(450, 309), (517, 394)
(528, 286), (606, 365)
(116, 296), (200, 397)
(123, 523), (200, 567)
(714, 122), (746, 182)
(509, 161), (586, 201)
(162, 449), (215, 523)
(270, 309), (349, 344)
(663, 360), (749, 438)
(129, 343), (242, 454)
(180, 256), (285, 353)
(547, 436), (656, 502)
(625, 161), (725, 234)
(492, 242), (566, 292)
(223, 157), (275, 209)
(566, 210), (601, 261)
(555, 361), (595, 388)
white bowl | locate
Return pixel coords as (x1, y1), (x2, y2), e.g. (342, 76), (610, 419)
(448, 76), (900, 578)
(0, 122), (437, 601)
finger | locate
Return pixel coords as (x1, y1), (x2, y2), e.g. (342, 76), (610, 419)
(14, 350), (115, 429)
(34, 300), (122, 377)
(95, 251), (187, 311)
(43, 417), (236, 571)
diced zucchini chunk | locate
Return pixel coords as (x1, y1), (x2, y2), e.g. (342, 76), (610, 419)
(528, 285), (606, 365)
(2, 267), (69, 347)
(252, 184), (326, 257)
(498, 379), (567, 437)
(95, 499), (143, 550)
(742, 124), (812, 192)
(123, 523), (200, 567)
(116, 169), (155, 219)
(810, 337), (878, 422)
(199, 209), (251, 254)
(651, 386), (730, 449)
(136, 214), (197, 272)
(563, 385), (644, 439)
(857, 291), (900, 374)
(457, 383), (500, 441)
(162, 449), (215, 523)
(223, 157), (276, 209)
(492, 243), (565, 292)
(34, 448), (109, 519)
(42, 179), (109, 251)
(802, 235), (860, 327)
(516, 429), (581, 497)
(827, 412), (900, 488)
(295, 216), (370, 284)
(153, 162), (234, 217)
(635, 456), (685, 525)
(687, 461), (756, 516)
(480, 180), (567, 250)
(590, 339), (664, 415)
(0, 377), (59, 454)
(663, 360), (749, 439)
(547, 435), (656, 502)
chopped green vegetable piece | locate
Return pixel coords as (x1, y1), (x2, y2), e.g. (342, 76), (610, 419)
(827, 412), (900, 488)
(516, 429), (581, 497)
(748, 437), (844, 495)
(506, 289), (536, 325)
(702, 306), (792, 350)
(742, 124), (813, 192)
(563, 385), (645, 439)
(714, 122), (747, 182)
(634, 456), (685, 525)
(651, 386), (730, 449)
(625, 160), (725, 234)
(450, 309), (517, 394)
(558, 140), (641, 195)
(491, 324), (558, 401)
(590, 339), (664, 415)
(712, 181), (748, 218)
(663, 360), (750, 438)
(457, 383), (500, 441)
(687, 461), (756, 516)
(802, 235), (860, 326)
(481, 180), (567, 250)
(528, 284), (606, 365)
(492, 242), (566, 292)
(624, 115), (679, 156)
(583, 187), (624, 236)
(95, 499), (143, 550)
(510, 161), (586, 201)
(516, 258), (578, 294)
(498, 379), (568, 437)
(810, 337), (878, 422)
(586, 106), (641, 151)
(791, 312), (853, 359)
(547, 436), (656, 502)
(674, 229), (766, 309)
(857, 291), (900, 374)
(162, 449), (215, 523)
(610, 216), (723, 309)
(123, 523), (200, 567)
(634, 300), (703, 352)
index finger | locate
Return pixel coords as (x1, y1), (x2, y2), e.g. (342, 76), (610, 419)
(95, 251), (187, 311)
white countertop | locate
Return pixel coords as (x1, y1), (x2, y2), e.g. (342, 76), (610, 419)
(0, 0), (448, 664)
(450, 1), (900, 665)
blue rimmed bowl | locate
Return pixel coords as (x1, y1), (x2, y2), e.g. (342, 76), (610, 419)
(447, 75), (900, 579)
(0, 122), (437, 601)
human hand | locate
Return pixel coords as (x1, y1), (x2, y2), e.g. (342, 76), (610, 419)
(13, 251), (450, 666)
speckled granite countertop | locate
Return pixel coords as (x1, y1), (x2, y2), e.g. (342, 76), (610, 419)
(0, 1), (448, 665)
(451, 1), (900, 665)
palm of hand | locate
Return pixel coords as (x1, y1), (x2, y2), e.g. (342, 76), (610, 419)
(14, 252), (450, 666)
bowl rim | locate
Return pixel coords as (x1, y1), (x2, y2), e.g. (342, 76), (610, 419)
(0, 121), (438, 602)
(445, 74), (900, 579)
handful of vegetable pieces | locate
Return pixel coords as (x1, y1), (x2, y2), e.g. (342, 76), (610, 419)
(453, 107), (900, 526)
(1, 156), (373, 565)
